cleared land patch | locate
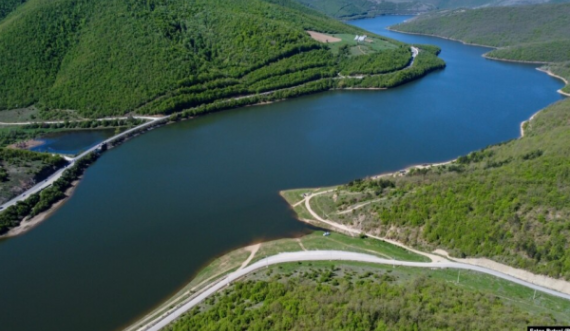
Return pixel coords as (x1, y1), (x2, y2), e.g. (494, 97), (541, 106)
(306, 30), (341, 43)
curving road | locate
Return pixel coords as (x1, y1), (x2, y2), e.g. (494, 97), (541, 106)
(337, 47), (419, 80)
(0, 116), (167, 211)
(143, 250), (570, 331)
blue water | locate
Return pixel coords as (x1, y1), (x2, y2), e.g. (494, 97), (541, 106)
(30, 129), (115, 155)
(0, 16), (565, 331)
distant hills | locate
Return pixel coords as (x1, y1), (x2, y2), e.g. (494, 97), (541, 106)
(293, 0), (570, 19)
(391, 3), (570, 94)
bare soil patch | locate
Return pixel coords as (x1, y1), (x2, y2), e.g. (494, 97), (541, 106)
(7, 139), (44, 149)
(306, 31), (341, 43)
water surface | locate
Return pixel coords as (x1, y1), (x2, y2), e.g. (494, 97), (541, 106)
(30, 129), (115, 155)
(0, 16), (565, 331)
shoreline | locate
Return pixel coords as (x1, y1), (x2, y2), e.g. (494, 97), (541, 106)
(0, 117), (168, 238)
(482, 53), (551, 65)
(386, 27), (495, 49)
(387, 27), (570, 97)
(536, 67), (570, 97)
(371, 158), (455, 180)
(0, 180), (80, 238)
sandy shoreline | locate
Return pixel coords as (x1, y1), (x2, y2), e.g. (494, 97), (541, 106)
(0, 180), (80, 238)
(371, 159), (455, 180)
(7, 139), (45, 150)
(536, 67), (570, 97)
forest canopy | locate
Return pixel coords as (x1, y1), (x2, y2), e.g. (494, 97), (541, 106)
(0, 0), (429, 118)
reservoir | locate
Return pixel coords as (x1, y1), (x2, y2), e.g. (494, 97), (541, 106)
(0, 16), (565, 331)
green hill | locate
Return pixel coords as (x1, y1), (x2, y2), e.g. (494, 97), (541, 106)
(285, 97), (570, 280)
(391, 3), (570, 92)
(391, 4), (570, 51)
(294, 0), (433, 19)
(0, 0), (441, 119)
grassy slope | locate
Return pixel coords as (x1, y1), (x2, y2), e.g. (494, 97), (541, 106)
(289, 98), (570, 280)
(167, 262), (570, 330)
(0, 0), (420, 118)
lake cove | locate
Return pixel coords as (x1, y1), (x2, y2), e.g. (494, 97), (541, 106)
(29, 129), (116, 155)
(0, 16), (565, 331)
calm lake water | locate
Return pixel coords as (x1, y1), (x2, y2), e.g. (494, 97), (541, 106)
(0, 16), (565, 331)
(30, 129), (115, 155)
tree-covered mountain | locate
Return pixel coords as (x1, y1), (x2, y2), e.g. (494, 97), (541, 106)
(0, 0), (434, 118)
(293, 0), (570, 19)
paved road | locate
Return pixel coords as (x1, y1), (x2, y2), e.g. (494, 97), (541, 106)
(144, 250), (570, 331)
(0, 116), (158, 126)
(0, 116), (167, 211)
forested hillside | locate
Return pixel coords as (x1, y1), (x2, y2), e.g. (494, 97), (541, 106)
(166, 263), (567, 330)
(294, 98), (570, 280)
(391, 3), (570, 90)
(293, 0), (570, 19)
(391, 4), (570, 53)
(0, 0), (25, 21)
(0, 0), (436, 119)
(294, 0), (432, 19)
